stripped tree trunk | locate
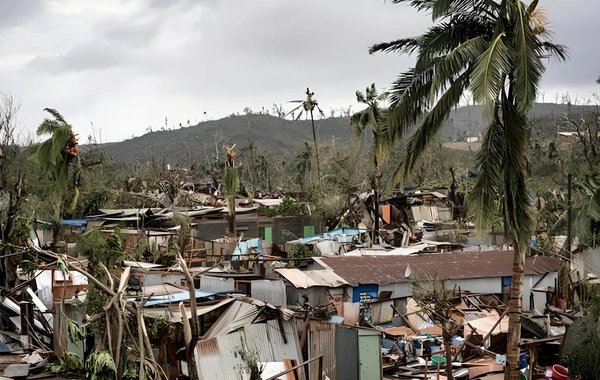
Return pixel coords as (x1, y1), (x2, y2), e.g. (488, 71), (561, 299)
(505, 244), (524, 380)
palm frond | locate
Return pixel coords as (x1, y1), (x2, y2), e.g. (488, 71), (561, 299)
(43, 108), (67, 125)
(500, 97), (535, 248)
(286, 103), (305, 119)
(428, 36), (488, 102)
(369, 37), (420, 55)
(507, 0), (544, 114)
(431, 0), (500, 20)
(391, 70), (469, 186)
(356, 90), (366, 104)
(468, 107), (505, 236)
(587, 190), (600, 222)
(540, 42), (569, 63)
(385, 65), (437, 142)
(470, 31), (513, 115)
(350, 111), (367, 136)
(415, 15), (493, 71)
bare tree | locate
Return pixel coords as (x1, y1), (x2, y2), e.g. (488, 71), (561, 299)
(272, 103), (287, 119)
(411, 272), (461, 380)
(0, 93), (26, 289)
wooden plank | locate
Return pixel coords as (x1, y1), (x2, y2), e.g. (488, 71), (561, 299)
(283, 359), (300, 380)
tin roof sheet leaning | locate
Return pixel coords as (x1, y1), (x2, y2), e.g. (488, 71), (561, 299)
(275, 267), (349, 289)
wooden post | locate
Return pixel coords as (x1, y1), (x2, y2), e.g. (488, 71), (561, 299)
(20, 301), (33, 351)
(318, 355), (323, 380)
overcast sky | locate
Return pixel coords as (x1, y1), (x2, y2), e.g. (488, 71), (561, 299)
(1, 0), (598, 143)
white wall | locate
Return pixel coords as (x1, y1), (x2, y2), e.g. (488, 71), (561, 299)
(523, 272), (557, 312)
(574, 248), (600, 279)
(448, 278), (503, 294)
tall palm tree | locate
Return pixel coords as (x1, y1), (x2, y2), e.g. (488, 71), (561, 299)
(26, 108), (79, 218)
(371, 1), (566, 379)
(288, 88), (324, 186)
(351, 84), (391, 242)
(223, 144), (239, 236)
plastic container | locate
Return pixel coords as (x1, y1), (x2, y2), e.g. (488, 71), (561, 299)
(551, 364), (569, 380)
(431, 355), (447, 365)
(519, 352), (528, 369)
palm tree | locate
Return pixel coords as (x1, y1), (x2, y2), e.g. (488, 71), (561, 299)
(288, 88), (324, 186)
(371, 1), (566, 379)
(351, 84), (391, 242)
(26, 108), (79, 218)
(223, 144), (239, 236)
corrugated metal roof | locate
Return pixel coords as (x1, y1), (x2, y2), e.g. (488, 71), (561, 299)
(318, 251), (561, 286)
(129, 287), (216, 306)
(200, 275), (236, 293)
(144, 297), (236, 322)
(344, 243), (433, 256)
(275, 268), (348, 289)
(251, 280), (287, 306)
(203, 301), (262, 339)
(527, 255), (562, 275)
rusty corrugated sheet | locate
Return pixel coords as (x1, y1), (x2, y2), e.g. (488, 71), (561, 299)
(251, 280), (287, 307)
(196, 319), (304, 380)
(196, 331), (246, 380)
(526, 255), (562, 275)
(308, 320), (336, 380)
(319, 251), (561, 286)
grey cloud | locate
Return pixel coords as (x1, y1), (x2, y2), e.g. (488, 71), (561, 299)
(2, 0), (600, 143)
(540, 0), (600, 88)
(102, 17), (162, 46)
(148, 0), (217, 10)
(0, 0), (41, 29)
(26, 42), (131, 74)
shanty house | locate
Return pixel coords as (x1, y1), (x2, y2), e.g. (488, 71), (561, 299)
(277, 251), (561, 324)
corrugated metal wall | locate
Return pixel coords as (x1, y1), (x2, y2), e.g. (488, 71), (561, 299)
(449, 277), (502, 295)
(307, 320), (336, 380)
(143, 273), (184, 287)
(251, 280), (287, 307)
(196, 319), (304, 380)
(335, 325), (358, 380)
(200, 275), (235, 293)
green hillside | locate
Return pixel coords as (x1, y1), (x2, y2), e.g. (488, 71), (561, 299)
(99, 114), (352, 164)
(98, 103), (596, 164)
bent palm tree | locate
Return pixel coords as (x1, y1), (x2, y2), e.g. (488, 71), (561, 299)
(26, 108), (79, 218)
(351, 84), (391, 242)
(371, 1), (566, 379)
(288, 88), (324, 186)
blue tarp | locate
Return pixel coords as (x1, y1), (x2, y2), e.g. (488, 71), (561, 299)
(130, 289), (216, 307)
(232, 238), (263, 260)
(288, 227), (370, 244)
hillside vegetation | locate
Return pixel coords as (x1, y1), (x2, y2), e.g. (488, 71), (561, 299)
(99, 102), (595, 164)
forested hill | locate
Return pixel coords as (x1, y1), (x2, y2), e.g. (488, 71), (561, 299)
(99, 114), (352, 164)
(98, 102), (596, 164)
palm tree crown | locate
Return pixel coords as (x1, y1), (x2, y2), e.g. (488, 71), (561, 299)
(351, 84), (392, 166)
(26, 108), (78, 192)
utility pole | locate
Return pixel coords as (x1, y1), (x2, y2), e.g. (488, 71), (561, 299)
(567, 174), (572, 263)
